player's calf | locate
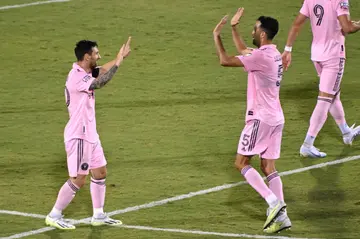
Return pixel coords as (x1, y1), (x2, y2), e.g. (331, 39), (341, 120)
(89, 165), (121, 227)
(46, 175), (87, 229)
(235, 154), (280, 211)
(261, 159), (284, 202)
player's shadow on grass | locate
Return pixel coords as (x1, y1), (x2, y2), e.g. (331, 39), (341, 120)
(225, 155), (270, 224)
(87, 224), (125, 239)
(281, 80), (344, 144)
(297, 146), (354, 238)
(43, 229), (64, 239)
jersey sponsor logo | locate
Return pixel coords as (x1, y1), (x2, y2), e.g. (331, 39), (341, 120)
(340, 1), (349, 9)
(82, 75), (92, 83)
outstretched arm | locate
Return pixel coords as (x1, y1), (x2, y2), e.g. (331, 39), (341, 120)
(89, 65), (120, 90)
(213, 15), (244, 67)
(230, 8), (250, 55)
(89, 37), (131, 90)
(281, 13), (307, 71)
(214, 34), (244, 67)
(284, 13), (308, 51)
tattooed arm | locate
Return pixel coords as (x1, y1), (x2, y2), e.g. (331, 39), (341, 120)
(88, 36), (132, 90)
(88, 65), (119, 90)
(98, 59), (117, 75)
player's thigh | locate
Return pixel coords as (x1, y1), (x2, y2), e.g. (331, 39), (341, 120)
(319, 58), (345, 95)
(65, 139), (92, 178)
(237, 120), (271, 157)
(260, 124), (284, 160)
(90, 140), (107, 179)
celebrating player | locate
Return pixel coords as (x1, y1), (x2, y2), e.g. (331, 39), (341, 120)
(45, 37), (131, 229)
(213, 8), (291, 233)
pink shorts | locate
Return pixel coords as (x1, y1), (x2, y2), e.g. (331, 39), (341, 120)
(237, 120), (283, 160)
(65, 139), (107, 177)
(313, 58), (345, 95)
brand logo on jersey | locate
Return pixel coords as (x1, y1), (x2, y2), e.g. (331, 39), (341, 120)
(81, 163), (89, 171)
(340, 2), (349, 9)
(248, 111), (254, 116)
(82, 75), (92, 83)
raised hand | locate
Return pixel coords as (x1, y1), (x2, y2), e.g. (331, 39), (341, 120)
(231, 7), (244, 27)
(213, 15), (228, 36)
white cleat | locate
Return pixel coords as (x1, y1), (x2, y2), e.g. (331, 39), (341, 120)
(264, 215), (292, 233)
(45, 215), (76, 230)
(300, 144), (327, 158)
(91, 213), (123, 226)
(343, 124), (360, 145)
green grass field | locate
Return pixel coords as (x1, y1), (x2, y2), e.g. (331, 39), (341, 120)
(1, 0), (360, 238)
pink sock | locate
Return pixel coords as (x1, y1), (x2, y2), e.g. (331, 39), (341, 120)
(53, 180), (79, 213)
(241, 166), (273, 199)
(267, 171), (284, 202)
(305, 97), (332, 144)
(90, 178), (106, 215)
(330, 92), (350, 134)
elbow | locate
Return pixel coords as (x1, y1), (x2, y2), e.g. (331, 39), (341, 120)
(342, 23), (357, 34)
(342, 26), (351, 34)
(220, 59), (229, 67)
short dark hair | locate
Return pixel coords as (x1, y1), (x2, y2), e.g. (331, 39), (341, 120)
(257, 16), (279, 40)
(74, 40), (98, 61)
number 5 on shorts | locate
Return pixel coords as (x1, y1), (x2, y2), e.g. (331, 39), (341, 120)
(242, 134), (250, 148)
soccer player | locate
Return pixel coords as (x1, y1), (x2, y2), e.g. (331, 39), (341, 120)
(45, 37), (131, 229)
(282, 0), (360, 158)
(213, 8), (291, 233)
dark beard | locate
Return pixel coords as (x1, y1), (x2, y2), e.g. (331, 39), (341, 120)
(252, 38), (260, 48)
(91, 63), (97, 70)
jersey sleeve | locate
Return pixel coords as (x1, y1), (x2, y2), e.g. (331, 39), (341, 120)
(299, 0), (310, 17)
(76, 73), (95, 92)
(336, 0), (350, 16)
(236, 50), (265, 72)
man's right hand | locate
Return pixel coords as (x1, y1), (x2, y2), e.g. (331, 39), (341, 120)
(115, 36), (132, 66)
(281, 51), (292, 71)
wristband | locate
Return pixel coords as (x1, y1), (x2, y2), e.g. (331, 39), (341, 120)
(284, 46), (292, 52)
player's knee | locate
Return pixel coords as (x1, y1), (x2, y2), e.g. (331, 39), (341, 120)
(260, 159), (276, 176)
(234, 154), (250, 171)
(318, 91), (335, 99)
(71, 175), (87, 188)
(91, 166), (107, 180)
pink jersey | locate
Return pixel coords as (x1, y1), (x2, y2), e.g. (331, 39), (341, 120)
(300, 0), (350, 61)
(237, 44), (284, 126)
(64, 63), (99, 143)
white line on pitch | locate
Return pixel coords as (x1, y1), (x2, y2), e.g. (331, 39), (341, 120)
(120, 225), (321, 239)
(2, 154), (360, 238)
(0, 210), (45, 219)
(0, 0), (70, 11)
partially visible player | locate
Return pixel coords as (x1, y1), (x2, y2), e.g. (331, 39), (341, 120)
(282, 0), (360, 158)
(213, 8), (291, 233)
(45, 37), (131, 230)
